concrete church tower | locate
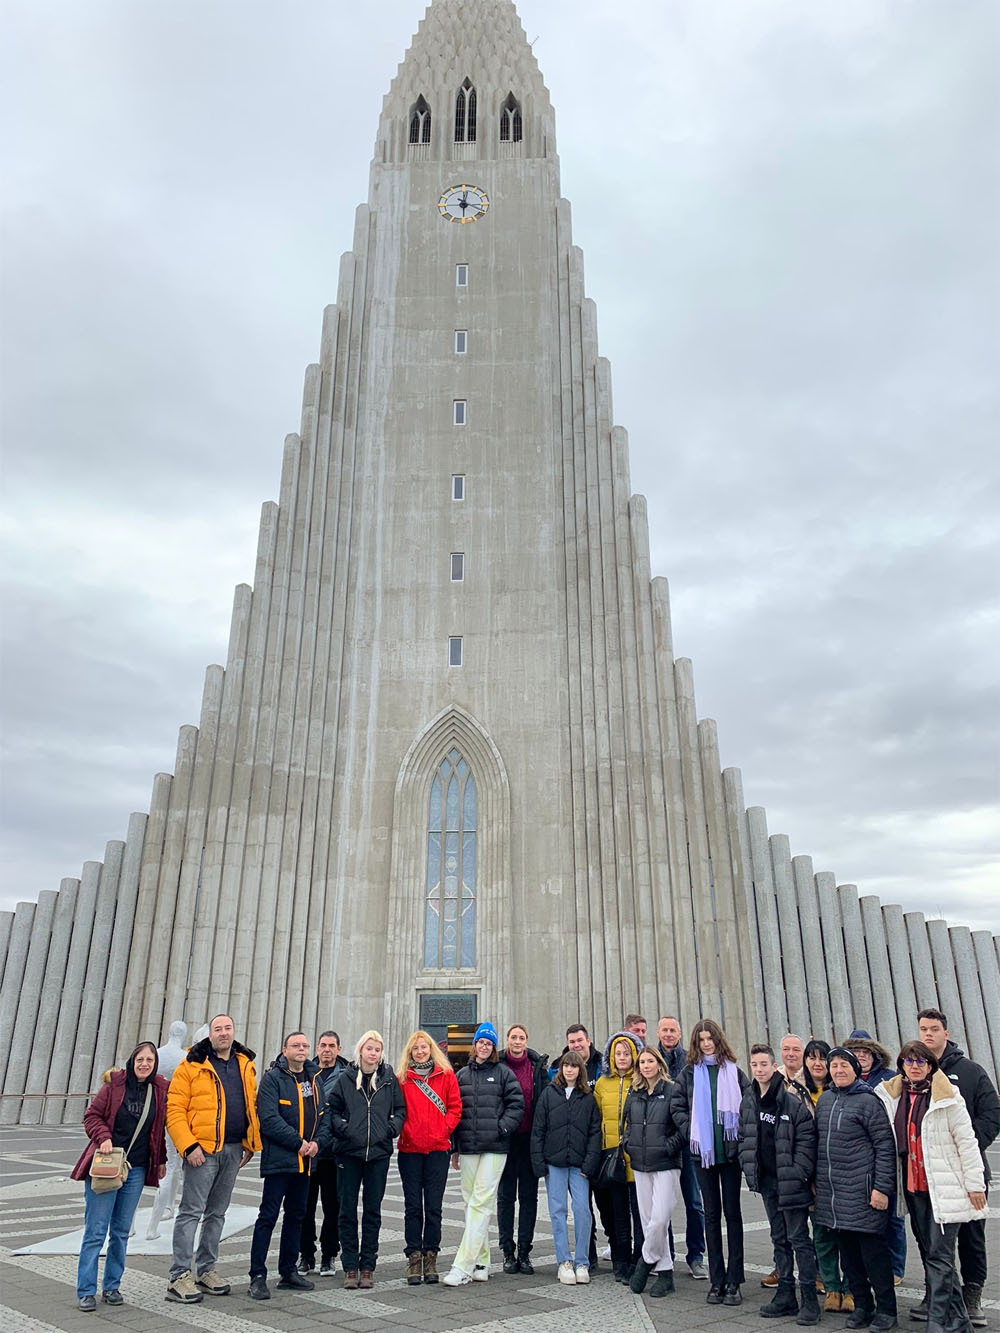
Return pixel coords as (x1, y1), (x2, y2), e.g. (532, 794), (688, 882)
(2, 0), (997, 1122)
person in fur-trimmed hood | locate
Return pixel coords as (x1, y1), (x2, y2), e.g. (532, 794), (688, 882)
(592, 1030), (645, 1281)
(876, 1041), (986, 1333)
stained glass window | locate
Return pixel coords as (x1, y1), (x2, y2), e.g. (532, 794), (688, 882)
(424, 748), (477, 969)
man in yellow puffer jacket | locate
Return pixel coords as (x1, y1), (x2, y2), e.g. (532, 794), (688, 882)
(165, 1015), (262, 1304)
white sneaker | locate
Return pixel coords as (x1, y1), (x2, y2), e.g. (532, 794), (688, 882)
(472, 1265), (490, 1282)
(558, 1262), (577, 1285)
(599, 1244), (611, 1259)
(442, 1267), (472, 1286)
(575, 1265), (591, 1284)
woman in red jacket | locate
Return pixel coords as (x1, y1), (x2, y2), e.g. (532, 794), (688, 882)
(395, 1031), (462, 1285)
(70, 1042), (169, 1311)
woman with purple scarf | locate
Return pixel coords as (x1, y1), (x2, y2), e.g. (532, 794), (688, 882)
(672, 1019), (750, 1306)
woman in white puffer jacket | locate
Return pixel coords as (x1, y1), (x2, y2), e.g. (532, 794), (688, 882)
(876, 1040), (986, 1333)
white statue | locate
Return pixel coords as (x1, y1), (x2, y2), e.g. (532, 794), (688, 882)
(145, 1020), (188, 1239)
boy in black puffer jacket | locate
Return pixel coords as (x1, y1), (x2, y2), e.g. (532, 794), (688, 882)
(739, 1044), (819, 1325)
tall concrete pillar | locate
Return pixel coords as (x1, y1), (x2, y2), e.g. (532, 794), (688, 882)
(860, 896), (899, 1052)
(972, 931), (1000, 1080)
(792, 856), (831, 1042)
(19, 879), (78, 1124)
(723, 767), (766, 1044)
(904, 913), (938, 1010)
(0, 901), (37, 1092)
(882, 903), (918, 1043)
(746, 807), (788, 1039)
(926, 919), (966, 1048)
(0, 910), (13, 983)
(770, 835), (809, 1039)
(699, 719), (746, 1048)
(66, 842), (124, 1122)
(950, 928), (994, 1085)
(838, 884), (875, 1035)
(675, 658), (720, 1020)
(119, 771), (174, 1049)
(815, 871), (851, 1041)
(1, 891), (57, 1122)
(90, 812), (147, 1082)
(45, 861), (101, 1124)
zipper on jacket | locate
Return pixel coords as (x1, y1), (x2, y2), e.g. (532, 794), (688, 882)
(826, 1100), (839, 1229)
(297, 1079), (305, 1173)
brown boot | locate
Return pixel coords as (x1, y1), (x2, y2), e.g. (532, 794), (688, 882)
(840, 1293), (855, 1313)
(423, 1251), (439, 1284)
(761, 1269), (779, 1288)
(343, 1270), (359, 1290)
(823, 1291), (842, 1312)
(358, 1270), (374, 1289)
(406, 1254), (422, 1286)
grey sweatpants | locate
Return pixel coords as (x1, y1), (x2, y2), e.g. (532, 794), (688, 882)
(169, 1143), (242, 1280)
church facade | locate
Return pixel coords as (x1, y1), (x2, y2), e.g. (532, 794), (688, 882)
(1, 0), (997, 1123)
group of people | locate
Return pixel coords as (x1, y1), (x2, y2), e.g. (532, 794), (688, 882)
(71, 1007), (996, 1333)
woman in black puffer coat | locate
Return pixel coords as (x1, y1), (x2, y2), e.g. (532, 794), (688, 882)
(814, 1047), (897, 1330)
(621, 1047), (685, 1297)
(530, 1050), (600, 1282)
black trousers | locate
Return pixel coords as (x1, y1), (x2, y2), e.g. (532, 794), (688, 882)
(337, 1155), (390, 1272)
(760, 1181), (817, 1288)
(697, 1160), (745, 1290)
(299, 1157), (339, 1264)
(956, 1182), (988, 1287)
(497, 1133), (539, 1255)
(397, 1150), (450, 1255)
(906, 1189), (970, 1331)
(249, 1171), (311, 1280)
(591, 1179), (644, 1267)
(836, 1227), (897, 1319)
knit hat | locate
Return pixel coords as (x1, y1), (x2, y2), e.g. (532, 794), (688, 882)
(473, 1022), (499, 1048)
(828, 1046), (862, 1079)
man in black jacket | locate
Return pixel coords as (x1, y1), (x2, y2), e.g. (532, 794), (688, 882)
(917, 1009), (1000, 1328)
(248, 1033), (320, 1301)
(298, 1031), (349, 1275)
(739, 1044), (819, 1325)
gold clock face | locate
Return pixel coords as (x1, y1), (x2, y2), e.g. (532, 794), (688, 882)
(439, 184), (490, 224)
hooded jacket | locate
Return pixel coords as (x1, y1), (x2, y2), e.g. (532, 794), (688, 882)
(813, 1078), (896, 1233)
(256, 1053), (321, 1176)
(453, 1055), (524, 1154)
(71, 1052), (169, 1188)
(398, 1063), (463, 1154)
(318, 1059), (406, 1162)
(937, 1040), (1000, 1184)
(166, 1037), (261, 1157)
(875, 1071), (986, 1224)
(843, 1030), (893, 1088)
(738, 1070), (817, 1209)
(529, 1081), (601, 1178)
(592, 1031), (643, 1182)
(622, 1078), (685, 1173)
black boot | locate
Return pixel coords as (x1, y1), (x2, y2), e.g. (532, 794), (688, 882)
(630, 1259), (653, 1294)
(650, 1271), (675, 1297)
(502, 1248), (518, 1275)
(964, 1284), (986, 1329)
(516, 1249), (534, 1276)
(797, 1283), (820, 1326)
(761, 1284), (800, 1318)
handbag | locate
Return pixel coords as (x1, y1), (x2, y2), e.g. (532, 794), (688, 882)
(594, 1094), (628, 1188)
(89, 1084), (153, 1193)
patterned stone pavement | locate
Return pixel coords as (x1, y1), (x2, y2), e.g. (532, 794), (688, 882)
(1, 1126), (996, 1332)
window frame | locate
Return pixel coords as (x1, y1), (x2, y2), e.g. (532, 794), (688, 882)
(453, 400), (467, 426)
(454, 329), (468, 354)
(448, 636), (463, 667)
(450, 552), (465, 582)
(451, 474), (465, 501)
(455, 264), (468, 288)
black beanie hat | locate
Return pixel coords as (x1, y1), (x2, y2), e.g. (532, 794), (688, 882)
(828, 1046), (862, 1079)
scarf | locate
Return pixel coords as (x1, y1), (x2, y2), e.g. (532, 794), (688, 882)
(691, 1056), (741, 1166)
(894, 1080), (931, 1192)
(411, 1058), (435, 1076)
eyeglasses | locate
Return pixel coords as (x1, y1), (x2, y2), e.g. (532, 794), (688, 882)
(903, 1057), (928, 1067)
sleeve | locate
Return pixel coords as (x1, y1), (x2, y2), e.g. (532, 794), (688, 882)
(443, 1071), (463, 1136)
(867, 1098), (897, 1195)
(316, 1076), (349, 1155)
(529, 1087), (548, 1177)
(620, 1089), (633, 1152)
(671, 1072), (691, 1142)
(165, 1063), (199, 1155)
(949, 1098), (987, 1193)
(736, 1093), (754, 1186)
(497, 1065), (525, 1137)
(583, 1095), (602, 1178)
(663, 1093), (685, 1162)
(389, 1073), (407, 1138)
(969, 1069), (1000, 1154)
(83, 1082), (114, 1144)
(793, 1098), (817, 1182)
(257, 1072), (306, 1153)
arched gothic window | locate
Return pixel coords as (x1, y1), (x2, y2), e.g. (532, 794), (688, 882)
(409, 95), (432, 145)
(424, 748), (477, 968)
(454, 79), (477, 143)
(499, 93), (522, 143)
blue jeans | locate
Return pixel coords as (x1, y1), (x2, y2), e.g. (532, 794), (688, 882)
(77, 1165), (147, 1298)
(886, 1203), (906, 1278)
(668, 1145), (705, 1263)
(545, 1165), (592, 1267)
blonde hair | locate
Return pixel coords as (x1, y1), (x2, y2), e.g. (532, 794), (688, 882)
(353, 1030), (385, 1089)
(396, 1030), (453, 1080)
(632, 1044), (670, 1093)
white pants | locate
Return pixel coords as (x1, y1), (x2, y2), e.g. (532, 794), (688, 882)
(634, 1168), (682, 1271)
(453, 1153), (506, 1274)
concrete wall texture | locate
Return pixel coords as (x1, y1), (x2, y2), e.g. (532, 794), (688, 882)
(2, 0), (997, 1121)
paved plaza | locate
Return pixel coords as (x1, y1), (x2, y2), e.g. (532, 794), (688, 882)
(1, 1126), (996, 1332)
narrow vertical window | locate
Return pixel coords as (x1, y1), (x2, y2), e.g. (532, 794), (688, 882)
(453, 400), (466, 425)
(424, 748), (477, 969)
(455, 264), (468, 287)
(500, 93), (522, 143)
(408, 95), (432, 145)
(454, 329), (467, 354)
(455, 79), (477, 143)
(452, 474), (465, 501)
(450, 553), (465, 582)
(448, 637), (463, 667)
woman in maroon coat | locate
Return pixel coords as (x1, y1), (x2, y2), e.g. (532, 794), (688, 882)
(70, 1041), (168, 1311)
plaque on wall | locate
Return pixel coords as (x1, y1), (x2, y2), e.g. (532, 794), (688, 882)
(419, 992), (478, 1029)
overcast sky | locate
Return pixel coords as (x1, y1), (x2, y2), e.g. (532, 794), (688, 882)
(2, 1), (997, 934)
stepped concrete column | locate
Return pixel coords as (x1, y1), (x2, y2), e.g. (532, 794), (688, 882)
(838, 884), (875, 1035)
(0, 911), (13, 979)
(91, 812), (147, 1082)
(882, 904), (917, 1044)
(723, 768), (766, 1041)
(1, 891), (57, 1122)
(699, 720), (745, 1046)
(972, 932), (1000, 1079)
(119, 772), (174, 1048)
(814, 871), (851, 1042)
(66, 841), (124, 1122)
(770, 835), (809, 1039)
(860, 896), (899, 1052)
(792, 856), (831, 1042)
(0, 901), (36, 1092)
(926, 919), (966, 1047)
(745, 807), (788, 1039)
(19, 880), (78, 1124)
(950, 928), (994, 1084)
(45, 861), (101, 1123)
(904, 913), (938, 1010)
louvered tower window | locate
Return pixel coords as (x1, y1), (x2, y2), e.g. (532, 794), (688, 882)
(454, 79), (477, 143)
(499, 93), (522, 143)
(409, 95), (432, 144)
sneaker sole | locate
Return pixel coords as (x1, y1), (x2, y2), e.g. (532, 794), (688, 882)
(165, 1294), (203, 1303)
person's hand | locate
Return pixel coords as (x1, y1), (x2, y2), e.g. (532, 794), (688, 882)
(158, 1165), (167, 1180)
(968, 1191), (986, 1211)
(302, 1141), (318, 1158)
(98, 1139), (113, 1154)
(187, 1146), (206, 1167)
(870, 1190), (888, 1210)
(451, 1152), (460, 1171)
(239, 1150), (254, 1169)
